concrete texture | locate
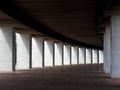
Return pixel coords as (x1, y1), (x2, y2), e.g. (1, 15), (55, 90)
(99, 50), (103, 64)
(16, 32), (30, 70)
(71, 47), (77, 64)
(111, 16), (120, 78)
(103, 33), (106, 72)
(86, 49), (92, 64)
(0, 64), (119, 90)
(63, 45), (71, 65)
(32, 37), (43, 68)
(79, 48), (85, 64)
(54, 43), (62, 66)
(0, 25), (13, 71)
(44, 40), (54, 67)
(104, 24), (111, 74)
(92, 50), (98, 64)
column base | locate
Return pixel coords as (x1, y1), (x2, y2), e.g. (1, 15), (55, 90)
(111, 74), (120, 78)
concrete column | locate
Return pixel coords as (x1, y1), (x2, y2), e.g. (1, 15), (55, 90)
(79, 48), (85, 64)
(77, 47), (79, 64)
(0, 25), (14, 71)
(103, 32), (106, 71)
(84, 49), (86, 64)
(62, 45), (64, 65)
(63, 45), (70, 65)
(99, 50), (103, 64)
(91, 49), (93, 64)
(86, 49), (92, 64)
(70, 47), (72, 65)
(111, 16), (120, 78)
(92, 50), (98, 64)
(32, 37), (43, 68)
(71, 46), (77, 64)
(97, 50), (99, 63)
(104, 24), (111, 73)
(15, 32), (31, 70)
(44, 40), (54, 67)
(54, 43), (62, 66)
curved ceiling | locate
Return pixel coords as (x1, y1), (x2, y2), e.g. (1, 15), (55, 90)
(0, 0), (105, 49)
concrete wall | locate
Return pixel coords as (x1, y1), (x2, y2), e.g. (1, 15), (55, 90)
(86, 49), (92, 64)
(71, 47), (77, 64)
(54, 43), (62, 66)
(63, 45), (70, 65)
(32, 37), (43, 68)
(44, 40), (53, 67)
(16, 32), (30, 70)
(0, 25), (14, 71)
(79, 48), (85, 64)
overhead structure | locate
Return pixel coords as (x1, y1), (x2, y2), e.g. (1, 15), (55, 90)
(0, 0), (109, 49)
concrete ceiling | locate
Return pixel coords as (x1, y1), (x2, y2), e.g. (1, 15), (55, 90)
(13, 0), (100, 45)
(0, 0), (114, 49)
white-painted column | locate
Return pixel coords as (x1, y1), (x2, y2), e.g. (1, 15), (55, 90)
(92, 50), (98, 64)
(71, 46), (77, 64)
(79, 48), (85, 64)
(99, 50), (103, 63)
(54, 43), (62, 66)
(16, 32), (30, 70)
(44, 40), (54, 67)
(104, 24), (111, 73)
(111, 16), (120, 78)
(32, 37), (43, 68)
(0, 25), (14, 71)
(86, 49), (92, 64)
(63, 45), (70, 65)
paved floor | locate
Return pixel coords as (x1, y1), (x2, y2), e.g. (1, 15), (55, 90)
(0, 64), (120, 90)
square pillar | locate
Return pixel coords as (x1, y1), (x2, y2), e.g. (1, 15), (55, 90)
(44, 40), (54, 67)
(32, 36), (43, 68)
(103, 33), (106, 71)
(97, 50), (99, 63)
(79, 48), (85, 64)
(86, 49), (92, 64)
(99, 50), (103, 64)
(63, 45), (70, 65)
(0, 25), (14, 71)
(92, 50), (98, 64)
(104, 24), (111, 73)
(77, 47), (79, 64)
(15, 32), (31, 70)
(111, 16), (120, 78)
(54, 43), (62, 66)
(71, 46), (77, 64)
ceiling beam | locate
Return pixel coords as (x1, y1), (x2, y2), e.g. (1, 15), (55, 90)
(0, 0), (103, 49)
(96, 0), (112, 37)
